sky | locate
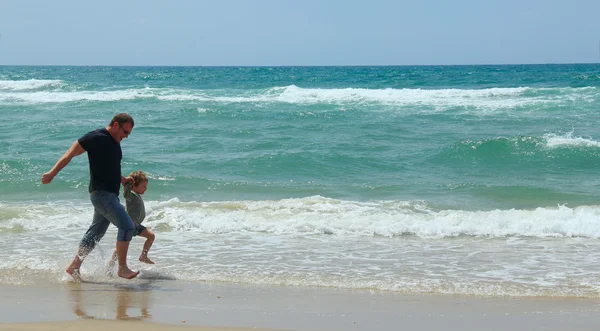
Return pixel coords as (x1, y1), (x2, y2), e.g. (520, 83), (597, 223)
(0, 0), (599, 66)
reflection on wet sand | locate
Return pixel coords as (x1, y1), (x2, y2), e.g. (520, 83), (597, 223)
(68, 281), (154, 321)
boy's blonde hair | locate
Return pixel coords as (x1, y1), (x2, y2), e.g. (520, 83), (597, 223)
(129, 170), (148, 187)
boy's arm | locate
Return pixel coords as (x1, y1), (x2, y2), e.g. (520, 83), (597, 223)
(41, 141), (85, 184)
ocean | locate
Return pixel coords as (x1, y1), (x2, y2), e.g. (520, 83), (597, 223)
(2, 64), (600, 297)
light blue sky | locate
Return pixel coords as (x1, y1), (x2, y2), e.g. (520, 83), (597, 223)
(1, 0), (599, 66)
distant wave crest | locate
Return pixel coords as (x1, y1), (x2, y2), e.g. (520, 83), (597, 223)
(0, 79), (64, 91)
(0, 84), (596, 111)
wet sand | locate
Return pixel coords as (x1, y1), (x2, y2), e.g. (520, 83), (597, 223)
(1, 279), (600, 331)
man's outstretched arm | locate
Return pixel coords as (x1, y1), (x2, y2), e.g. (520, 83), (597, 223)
(41, 140), (86, 184)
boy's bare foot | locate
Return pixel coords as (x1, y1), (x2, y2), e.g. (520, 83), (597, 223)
(118, 267), (140, 280)
(66, 267), (82, 282)
(106, 258), (117, 276)
(139, 256), (155, 264)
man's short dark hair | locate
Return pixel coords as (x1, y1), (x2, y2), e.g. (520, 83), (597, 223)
(110, 113), (135, 128)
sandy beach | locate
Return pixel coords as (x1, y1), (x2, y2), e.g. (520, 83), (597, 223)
(1, 279), (600, 331)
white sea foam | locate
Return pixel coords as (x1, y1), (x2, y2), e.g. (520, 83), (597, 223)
(0, 202), (91, 232)
(153, 85), (561, 111)
(544, 132), (600, 148)
(275, 85), (531, 106)
(0, 85), (594, 112)
(0, 88), (163, 104)
(148, 198), (600, 238)
(0, 79), (63, 91)
(4, 197), (600, 238)
(2, 199), (600, 296)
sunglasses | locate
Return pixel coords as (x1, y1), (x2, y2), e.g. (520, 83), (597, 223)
(118, 123), (131, 135)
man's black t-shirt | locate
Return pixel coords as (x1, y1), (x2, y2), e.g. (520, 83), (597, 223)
(78, 128), (122, 195)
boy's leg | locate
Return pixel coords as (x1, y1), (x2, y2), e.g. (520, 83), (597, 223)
(137, 228), (155, 264)
(106, 249), (118, 276)
(109, 249), (118, 264)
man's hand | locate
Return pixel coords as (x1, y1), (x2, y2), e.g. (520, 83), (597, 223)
(41, 141), (85, 185)
(122, 176), (134, 186)
(41, 171), (56, 184)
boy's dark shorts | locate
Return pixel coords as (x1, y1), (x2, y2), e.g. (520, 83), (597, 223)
(133, 224), (147, 236)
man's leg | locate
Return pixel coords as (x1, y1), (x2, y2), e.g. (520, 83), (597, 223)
(66, 207), (110, 280)
(115, 240), (138, 279)
(96, 191), (138, 279)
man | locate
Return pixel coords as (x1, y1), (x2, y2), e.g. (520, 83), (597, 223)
(42, 113), (139, 280)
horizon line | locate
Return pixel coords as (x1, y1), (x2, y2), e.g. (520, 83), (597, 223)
(0, 62), (599, 67)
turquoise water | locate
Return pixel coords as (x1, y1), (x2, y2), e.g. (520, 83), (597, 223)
(3, 65), (600, 208)
(2, 65), (600, 296)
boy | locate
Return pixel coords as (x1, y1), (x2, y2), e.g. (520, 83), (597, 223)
(110, 171), (155, 268)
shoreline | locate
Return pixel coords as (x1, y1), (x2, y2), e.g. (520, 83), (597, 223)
(2, 281), (600, 331)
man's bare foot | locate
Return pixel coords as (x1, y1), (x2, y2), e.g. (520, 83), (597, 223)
(139, 256), (154, 264)
(118, 267), (140, 280)
(74, 309), (94, 319)
(66, 267), (82, 282)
